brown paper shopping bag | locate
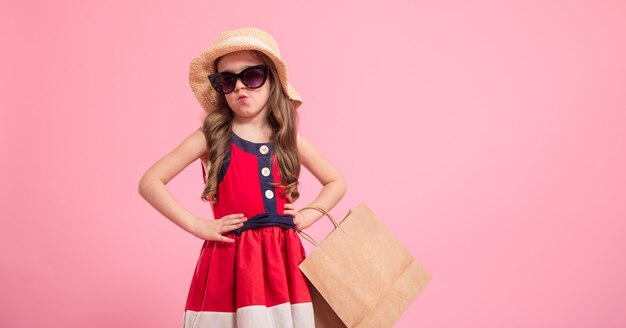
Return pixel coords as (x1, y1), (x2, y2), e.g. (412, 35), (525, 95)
(298, 202), (431, 328)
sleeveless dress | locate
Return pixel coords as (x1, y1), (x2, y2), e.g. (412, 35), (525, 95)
(182, 131), (315, 328)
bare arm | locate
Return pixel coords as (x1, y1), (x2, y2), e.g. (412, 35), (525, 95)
(137, 127), (246, 242)
(284, 132), (347, 229)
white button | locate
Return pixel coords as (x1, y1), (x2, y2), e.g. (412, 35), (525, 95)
(261, 167), (271, 176)
(265, 190), (274, 199)
(259, 145), (269, 154)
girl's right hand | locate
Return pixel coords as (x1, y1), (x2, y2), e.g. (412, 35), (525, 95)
(191, 213), (247, 242)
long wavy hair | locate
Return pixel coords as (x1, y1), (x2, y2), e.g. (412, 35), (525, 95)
(200, 50), (300, 204)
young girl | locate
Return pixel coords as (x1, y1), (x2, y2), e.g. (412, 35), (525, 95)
(138, 27), (346, 328)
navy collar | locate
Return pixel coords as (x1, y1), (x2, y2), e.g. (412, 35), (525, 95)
(231, 131), (274, 156)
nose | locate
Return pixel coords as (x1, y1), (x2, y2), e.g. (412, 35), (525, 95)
(233, 77), (247, 92)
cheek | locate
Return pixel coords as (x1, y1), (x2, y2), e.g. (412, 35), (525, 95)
(261, 84), (272, 99)
(224, 96), (236, 107)
(225, 94), (238, 102)
(249, 86), (270, 105)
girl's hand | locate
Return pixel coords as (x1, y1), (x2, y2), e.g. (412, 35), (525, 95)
(191, 213), (247, 242)
(284, 203), (315, 231)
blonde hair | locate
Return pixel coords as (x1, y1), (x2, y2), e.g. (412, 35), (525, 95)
(200, 50), (300, 203)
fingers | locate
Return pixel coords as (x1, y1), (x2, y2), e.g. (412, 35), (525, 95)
(217, 213), (247, 225)
(226, 216), (247, 225)
(215, 213), (246, 234)
(283, 208), (300, 225)
(283, 203), (300, 226)
(285, 210), (301, 228)
(284, 204), (297, 219)
(223, 213), (246, 220)
(219, 219), (246, 233)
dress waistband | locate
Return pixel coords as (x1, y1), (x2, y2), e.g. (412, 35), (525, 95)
(232, 213), (296, 236)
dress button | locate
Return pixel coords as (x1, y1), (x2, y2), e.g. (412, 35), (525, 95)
(259, 145), (269, 155)
(265, 190), (274, 199)
(261, 167), (271, 177)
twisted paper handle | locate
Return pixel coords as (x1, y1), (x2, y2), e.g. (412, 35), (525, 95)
(296, 205), (339, 247)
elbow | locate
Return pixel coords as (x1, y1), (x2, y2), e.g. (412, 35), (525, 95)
(138, 172), (167, 199)
(137, 174), (155, 198)
(137, 176), (148, 198)
(337, 175), (347, 198)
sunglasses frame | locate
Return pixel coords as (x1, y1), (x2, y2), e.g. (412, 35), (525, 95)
(208, 64), (270, 94)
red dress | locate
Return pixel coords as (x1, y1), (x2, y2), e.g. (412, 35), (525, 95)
(182, 131), (314, 328)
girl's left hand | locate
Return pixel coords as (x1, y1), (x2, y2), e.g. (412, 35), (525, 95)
(284, 202), (315, 231)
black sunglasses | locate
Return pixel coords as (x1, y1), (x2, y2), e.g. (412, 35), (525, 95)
(208, 64), (269, 94)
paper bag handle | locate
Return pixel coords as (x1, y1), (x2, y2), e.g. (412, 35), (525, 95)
(296, 205), (339, 247)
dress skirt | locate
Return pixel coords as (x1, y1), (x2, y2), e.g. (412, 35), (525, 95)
(182, 226), (315, 328)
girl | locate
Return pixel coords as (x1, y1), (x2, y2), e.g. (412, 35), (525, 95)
(138, 27), (346, 328)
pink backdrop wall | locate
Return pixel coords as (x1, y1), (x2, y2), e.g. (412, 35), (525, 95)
(2, 0), (625, 327)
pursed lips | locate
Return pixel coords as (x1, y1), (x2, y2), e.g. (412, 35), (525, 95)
(237, 95), (249, 103)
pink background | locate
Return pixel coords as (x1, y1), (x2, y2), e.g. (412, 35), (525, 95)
(2, 0), (625, 327)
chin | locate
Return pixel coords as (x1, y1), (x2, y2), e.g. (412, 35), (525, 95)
(234, 108), (262, 117)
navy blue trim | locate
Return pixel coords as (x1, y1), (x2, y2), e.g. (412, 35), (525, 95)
(232, 213), (296, 235)
(217, 145), (231, 184)
(231, 132), (274, 156)
(258, 154), (277, 213)
(231, 131), (278, 214)
(201, 160), (207, 184)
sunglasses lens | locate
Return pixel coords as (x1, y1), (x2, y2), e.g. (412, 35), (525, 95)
(242, 67), (267, 89)
(209, 65), (268, 94)
(211, 74), (236, 94)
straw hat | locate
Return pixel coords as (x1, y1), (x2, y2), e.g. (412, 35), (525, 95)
(189, 27), (302, 113)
